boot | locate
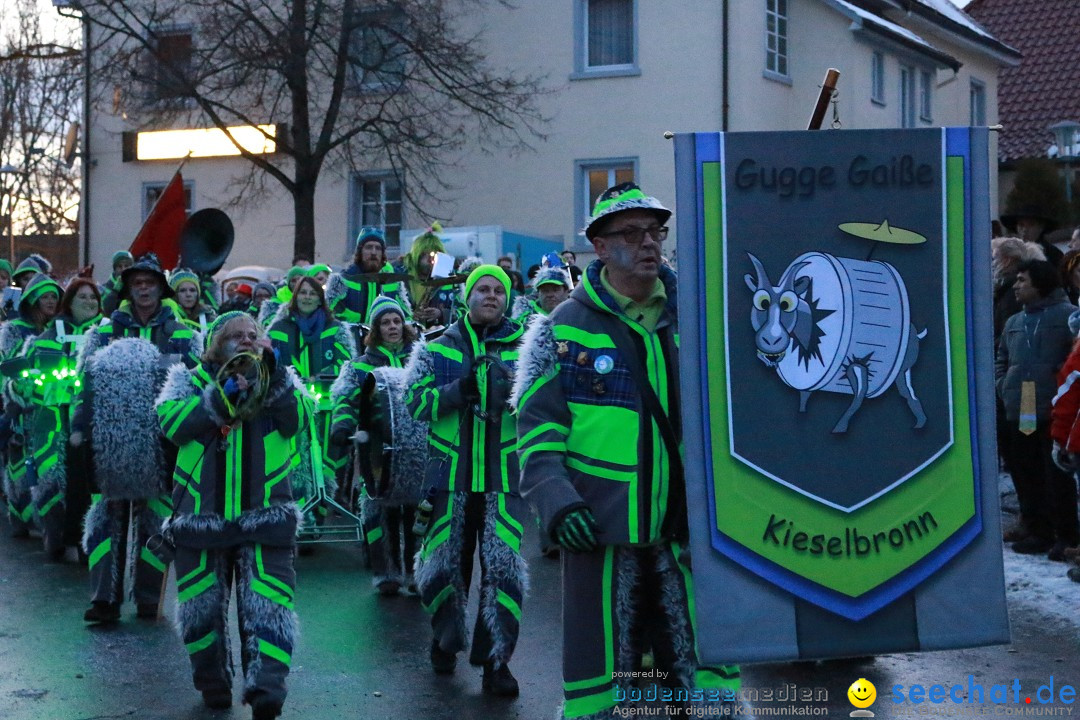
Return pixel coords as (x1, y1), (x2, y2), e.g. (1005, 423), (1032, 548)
(482, 661), (519, 697)
(83, 601), (120, 624)
(202, 688), (232, 710)
(430, 639), (456, 675)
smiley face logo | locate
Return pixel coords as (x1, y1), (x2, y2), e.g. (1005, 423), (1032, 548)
(848, 678), (877, 709)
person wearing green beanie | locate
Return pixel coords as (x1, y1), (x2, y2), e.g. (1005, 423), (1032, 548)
(170, 269), (217, 333)
(404, 260), (526, 696)
(100, 251), (134, 316)
(307, 264), (331, 286)
(0, 271), (61, 540)
(513, 182), (742, 719)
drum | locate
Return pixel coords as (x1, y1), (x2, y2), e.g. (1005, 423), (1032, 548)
(357, 366), (428, 504)
(775, 252), (911, 399)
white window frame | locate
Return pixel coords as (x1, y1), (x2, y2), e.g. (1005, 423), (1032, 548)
(349, 172), (404, 255)
(764, 0), (790, 83)
(970, 79), (987, 127)
(574, 158), (638, 245)
(919, 70), (933, 123)
(142, 179), (193, 221)
(572, 0), (639, 80)
(899, 64), (916, 128)
(871, 51), (886, 105)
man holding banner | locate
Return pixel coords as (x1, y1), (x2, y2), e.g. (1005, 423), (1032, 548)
(514, 183), (740, 719)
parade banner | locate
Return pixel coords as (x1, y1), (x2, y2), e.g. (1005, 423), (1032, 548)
(674, 128), (1009, 662)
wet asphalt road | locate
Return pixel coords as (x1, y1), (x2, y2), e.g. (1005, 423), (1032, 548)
(1, 520), (1079, 720)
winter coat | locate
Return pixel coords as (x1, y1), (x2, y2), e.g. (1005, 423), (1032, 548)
(995, 289), (1076, 423)
(156, 358), (305, 549)
(267, 305), (356, 412)
(177, 304), (218, 334)
(330, 343), (412, 438)
(512, 261), (682, 547)
(326, 263), (409, 326)
(404, 315), (523, 494)
(1052, 339), (1080, 451)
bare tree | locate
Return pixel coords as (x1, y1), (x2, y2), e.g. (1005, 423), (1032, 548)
(0, 0), (82, 241)
(70, 0), (548, 259)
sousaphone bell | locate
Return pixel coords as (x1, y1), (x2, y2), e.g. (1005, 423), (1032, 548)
(178, 208), (235, 275)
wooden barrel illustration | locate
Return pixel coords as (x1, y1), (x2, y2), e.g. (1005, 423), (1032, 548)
(776, 252), (910, 399)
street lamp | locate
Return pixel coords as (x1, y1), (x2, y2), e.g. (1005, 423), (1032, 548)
(0, 164), (18, 265)
(1050, 120), (1080, 205)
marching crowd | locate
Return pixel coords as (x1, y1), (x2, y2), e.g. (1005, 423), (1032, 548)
(0, 183), (740, 720)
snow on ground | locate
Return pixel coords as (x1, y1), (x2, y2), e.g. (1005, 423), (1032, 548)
(999, 472), (1080, 630)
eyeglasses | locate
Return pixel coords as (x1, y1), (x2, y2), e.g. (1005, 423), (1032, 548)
(596, 225), (669, 245)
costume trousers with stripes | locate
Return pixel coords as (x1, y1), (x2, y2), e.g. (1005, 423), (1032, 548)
(416, 491), (526, 667)
(84, 496), (172, 606)
(174, 543), (297, 707)
(560, 542), (741, 719)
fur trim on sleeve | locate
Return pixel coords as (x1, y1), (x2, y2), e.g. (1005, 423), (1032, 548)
(155, 362), (196, 406)
(402, 339), (433, 390)
(75, 319), (109, 374)
(0, 323), (22, 359)
(325, 272), (346, 307)
(189, 328), (204, 361)
(258, 300), (280, 327)
(265, 365), (305, 407)
(335, 322), (358, 360)
(330, 361), (362, 407)
(510, 314), (557, 411)
(510, 294), (534, 321)
(271, 301), (292, 327)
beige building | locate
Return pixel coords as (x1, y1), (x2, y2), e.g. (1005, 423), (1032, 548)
(72, 0), (1017, 274)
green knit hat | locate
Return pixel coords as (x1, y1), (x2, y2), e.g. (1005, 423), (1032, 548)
(307, 264), (331, 277)
(169, 269), (200, 292)
(19, 272), (62, 311)
(111, 250), (134, 267)
(286, 266), (306, 281)
(0, 259), (11, 277)
(368, 295), (405, 325)
(203, 310), (257, 358)
(464, 264), (511, 303)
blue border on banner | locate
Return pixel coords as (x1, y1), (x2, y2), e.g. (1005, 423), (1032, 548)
(698, 129), (984, 620)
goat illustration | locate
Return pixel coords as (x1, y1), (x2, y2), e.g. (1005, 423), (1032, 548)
(744, 252), (927, 434)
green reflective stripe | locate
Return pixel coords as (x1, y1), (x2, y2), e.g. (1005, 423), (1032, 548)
(423, 525), (452, 560)
(176, 550), (207, 586)
(564, 691), (617, 718)
(429, 343), (464, 363)
(164, 396), (201, 438)
(258, 639), (292, 666)
(140, 546), (167, 573)
(496, 589), (521, 621)
(498, 493), (523, 534)
(422, 583), (454, 614)
(255, 545), (294, 598)
(14, 502), (33, 522)
(600, 545), (615, 684)
(171, 328), (194, 339)
(518, 421), (569, 448)
(566, 456), (635, 482)
(264, 465), (289, 506)
(554, 324), (613, 349)
(178, 572), (216, 602)
(427, 436), (459, 488)
(38, 491), (64, 516)
(87, 538), (111, 569)
(252, 578), (294, 609)
(517, 370), (556, 411)
(268, 330), (288, 342)
(366, 526), (384, 544)
(147, 496), (171, 519)
(426, 494), (456, 540)
(186, 631), (217, 655)
(495, 520), (520, 552)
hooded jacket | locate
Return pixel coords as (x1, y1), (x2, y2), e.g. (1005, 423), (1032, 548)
(404, 315), (523, 494)
(325, 262), (410, 326)
(330, 343), (412, 438)
(512, 261), (682, 546)
(267, 303), (356, 411)
(156, 359), (305, 549)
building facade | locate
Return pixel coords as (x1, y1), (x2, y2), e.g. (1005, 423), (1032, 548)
(73, 0), (1017, 274)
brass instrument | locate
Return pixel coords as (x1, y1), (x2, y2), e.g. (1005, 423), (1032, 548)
(179, 208), (235, 275)
(215, 351), (270, 422)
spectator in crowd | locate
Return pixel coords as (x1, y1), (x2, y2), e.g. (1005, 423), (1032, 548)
(996, 259), (1078, 560)
(1001, 204), (1062, 268)
(560, 250), (582, 286)
(170, 270), (217, 334)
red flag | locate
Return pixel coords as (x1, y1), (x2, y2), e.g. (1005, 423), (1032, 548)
(130, 171), (186, 269)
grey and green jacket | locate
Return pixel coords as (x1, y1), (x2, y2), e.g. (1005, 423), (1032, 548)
(512, 261), (681, 546)
(267, 305), (356, 411)
(404, 316), (523, 494)
(330, 343), (412, 438)
(156, 359), (305, 549)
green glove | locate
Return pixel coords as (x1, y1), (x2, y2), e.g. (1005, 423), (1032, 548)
(554, 508), (600, 553)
